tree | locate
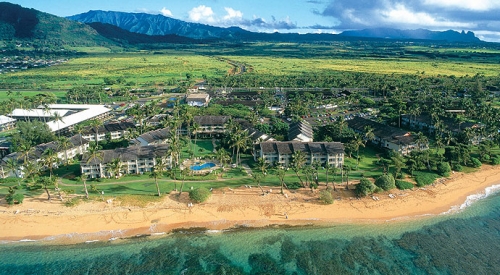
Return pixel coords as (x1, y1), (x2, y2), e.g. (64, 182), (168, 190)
(319, 190), (334, 204)
(57, 136), (72, 165)
(84, 143), (103, 178)
(151, 157), (167, 197)
(79, 173), (90, 199)
(5, 158), (21, 185)
(355, 178), (376, 197)
(42, 148), (60, 179)
(107, 158), (123, 179)
(189, 187), (211, 203)
(343, 164), (352, 190)
(52, 111), (64, 137)
(38, 176), (55, 201)
(230, 129), (251, 166)
(90, 119), (103, 146)
(291, 150), (306, 187)
(276, 166), (287, 194)
(11, 121), (56, 152)
(375, 174), (396, 191)
(178, 167), (190, 197)
(437, 162), (451, 177)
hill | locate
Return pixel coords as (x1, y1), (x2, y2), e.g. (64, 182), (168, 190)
(0, 2), (114, 48)
(339, 28), (480, 43)
(87, 22), (198, 45)
(68, 10), (249, 40)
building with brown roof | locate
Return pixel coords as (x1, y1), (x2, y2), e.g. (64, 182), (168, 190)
(255, 141), (344, 167)
(80, 144), (171, 178)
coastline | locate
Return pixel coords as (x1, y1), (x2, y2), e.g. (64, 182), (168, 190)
(1, 165), (500, 244)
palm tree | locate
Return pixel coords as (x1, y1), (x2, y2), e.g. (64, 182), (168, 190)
(107, 158), (123, 179)
(38, 176), (55, 201)
(84, 143), (103, 178)
(90, 119), (103, 146)
(72, 123), (85, 150)
(57, 136), (72, 165)
(191, 122), (201, 157)
(22, 159), (40, 187)
(230, 129), (250, 166)
(79, 173), (90, 199)
(52, 111), (64, 137)
(343, 164), (352, 190)
(178, 167), (190, 197)
(351, 134), (365, 168)
(363, 126), (375, 145)
(335, 116), (347, 143)
(291, 150), (306, 187)
(18, 142), (33, 166)
(42, 148), (60, 179)
(276, 166), (287, 194)
(150, 157), (167, 197)
(5, 158), (21, 186)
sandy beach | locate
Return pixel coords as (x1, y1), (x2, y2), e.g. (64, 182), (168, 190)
(1, 165), (500, 243)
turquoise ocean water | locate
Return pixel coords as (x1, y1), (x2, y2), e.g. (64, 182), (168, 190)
(1, 187), (500, 275)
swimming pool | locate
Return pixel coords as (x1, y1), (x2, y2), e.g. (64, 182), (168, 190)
(190, 162), (216, 170)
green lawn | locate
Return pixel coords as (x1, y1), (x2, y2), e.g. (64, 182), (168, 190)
(0, 90), (67, 101)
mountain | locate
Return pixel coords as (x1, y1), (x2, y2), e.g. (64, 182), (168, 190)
(68, 10), (251, 40)
(339, 28), (481, 42)
(88, 22), (198, 44)
(0, 2), (113, 47)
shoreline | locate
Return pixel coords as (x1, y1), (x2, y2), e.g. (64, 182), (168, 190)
(1, 165), (500, 244)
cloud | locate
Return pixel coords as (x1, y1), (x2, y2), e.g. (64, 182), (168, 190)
(186, 5), (296, 30)
(314, 0), (500, 41)
(160, 7), (173, 17)
(188, 5), (216, 24)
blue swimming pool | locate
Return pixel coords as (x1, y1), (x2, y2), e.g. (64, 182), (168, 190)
(190, 162), (216, 170)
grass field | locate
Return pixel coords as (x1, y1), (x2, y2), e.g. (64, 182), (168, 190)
(2, 43), (500, 90)
(0, 90), (67, 101)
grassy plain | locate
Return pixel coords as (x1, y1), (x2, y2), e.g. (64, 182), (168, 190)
(2, 43), (500, 90)
(0, 90), (66, 100)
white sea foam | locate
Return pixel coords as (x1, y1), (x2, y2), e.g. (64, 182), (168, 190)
(18, 239), (37, 242)
(206, 230), (223, 234)
(85, 240), (100, 243)
(442, 184), (500, 215)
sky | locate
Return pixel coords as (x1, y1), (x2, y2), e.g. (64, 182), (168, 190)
(6, 0), (500, 42)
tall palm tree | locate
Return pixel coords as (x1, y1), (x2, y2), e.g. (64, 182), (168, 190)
(42, 148), (60, 179)
(178, 167), (190, 197)
(89, 119), (103, 146)
(291, 150), (306, 187)
(351, 134), (365, 168)
(79, 173), (90, 199)
(18, 142), (33, 166)
(276, 166), (287, 194)
(84, 143), (103, 178)
(22, 160), (40, 188)
(72, 123), (85, 150)
(5, 158), (21, 186)
(38, 176), (55, 201)
(150, 157), (167, 197)
(52, 111), (64, 137)
(57, 136), (72, 165)
(335, 116), (347, 143)
(107, 158), (123, 179)
(230, 129), (250, 166)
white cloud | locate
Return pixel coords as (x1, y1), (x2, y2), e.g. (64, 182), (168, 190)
(160, 7), (173, 17)
(188, 5), (215, 23)
(423, 0), (500, 11)
(381, 4), (475, 28)
(223, 7), (243, 21)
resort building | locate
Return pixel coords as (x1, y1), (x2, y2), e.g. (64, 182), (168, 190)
(347, 117), (427, 155)
(82, 121), (136, 142)
(0, 134), (89, 178)
(288, 120), (313, 142)
(237, 119), (275, 143)
(186, 93), (210, 107)
(193, 116), (230, 136)
(255, 141), (344, 167)
(80, 144), (171, 178)
(0, 115), (16, 131)
(131, 127), (171, 146)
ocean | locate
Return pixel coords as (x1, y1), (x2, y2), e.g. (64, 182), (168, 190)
(1, 187), (499, 275)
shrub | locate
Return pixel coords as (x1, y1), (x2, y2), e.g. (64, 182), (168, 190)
(414, 171), (438, 187)
(287, 182), (303, 189)
(395, 180), (414, 190)
(437, 162), (451, 177)
(319, 190), (334, 204)
(355, 178), (375, 197)
(481, 154), (491, 162)
(471, 157), (482, 168)
(492, 157), (500, 165)
(453, 164), (463, 172)
(374, 174), (396, 191)
(189, 187), (211, 203)
(6, 193), (24, 205)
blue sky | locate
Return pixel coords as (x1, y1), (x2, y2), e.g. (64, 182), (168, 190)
(7, 0), (500, 42)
